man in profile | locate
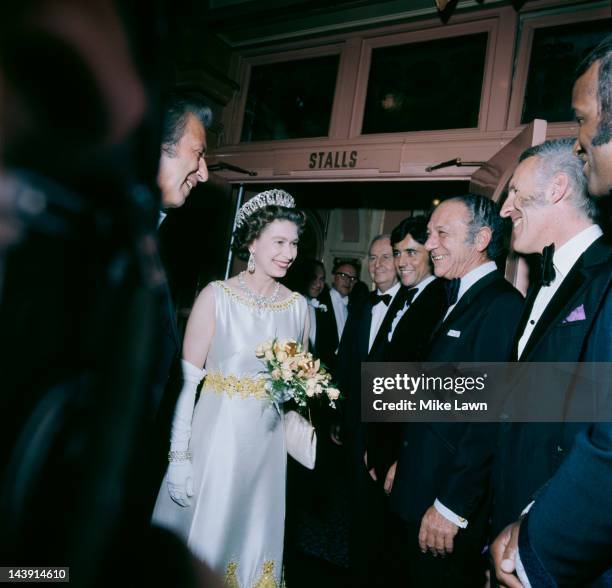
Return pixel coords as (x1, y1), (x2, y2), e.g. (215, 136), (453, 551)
(393, 194), (523, 587)
(492, 37), (612, 587)
(154, 94), (211, 403)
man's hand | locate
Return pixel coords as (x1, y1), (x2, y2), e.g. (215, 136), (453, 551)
(491, 521), (523, 588)
(384, 461), (397, 495)
(330, 423), (342, 446)
(418, 505), (458, 556)
(364, 451), (377, 481)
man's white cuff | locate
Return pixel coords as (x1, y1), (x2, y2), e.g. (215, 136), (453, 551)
(521, 501), (535, 518)
(434, 498), (468, 528)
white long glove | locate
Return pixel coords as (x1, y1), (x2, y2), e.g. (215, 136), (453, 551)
(167, 360), (205, 507)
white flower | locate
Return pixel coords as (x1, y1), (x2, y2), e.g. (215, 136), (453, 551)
(276, 350), (288, 363)
(264, 350), (274, 361)
(327, 387), (340, 400)
(309, 299), (327, 312)
(271, 368), (281, 380)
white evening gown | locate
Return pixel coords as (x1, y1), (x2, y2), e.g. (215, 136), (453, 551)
(153, 281), (307, 588)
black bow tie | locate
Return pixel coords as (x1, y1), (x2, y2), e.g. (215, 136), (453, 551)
(403, 287), (418, 306)
(444, 278), (460, 306)
(370, 292), (392, 306)
(540, 243), (556, 286)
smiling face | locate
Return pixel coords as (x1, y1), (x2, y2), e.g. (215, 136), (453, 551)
(572, 61), (612, 198)
(158, 113), (209, 208)
(393, 234), (431, 287)
(425, 200), (489, 279)
(249, 219), (299, 279)
(367, 237), (398, 292)
(501, 156), (551, 254)
(308, 266), (325, 298)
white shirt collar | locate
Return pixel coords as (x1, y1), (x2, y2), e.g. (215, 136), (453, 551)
(330, 286), (349, 306)
(552, 225), (603, 280)
(376, 281), (401, 298)
(456, 261), (497, 303)
(412, 274), (436, 299)
(158, 211), (167, 228)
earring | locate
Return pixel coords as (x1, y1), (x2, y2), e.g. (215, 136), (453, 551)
(247, 252), (256, 273)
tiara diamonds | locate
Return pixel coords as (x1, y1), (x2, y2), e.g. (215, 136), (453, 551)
(235, 189), (295, 228)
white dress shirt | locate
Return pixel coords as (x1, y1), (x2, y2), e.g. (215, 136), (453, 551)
(388, 275), (436, 342)
(330, 287), (349, 341)
(517, 225), (603, 358)
(368, 281), (401, 352)
(158, 211), (167, 228)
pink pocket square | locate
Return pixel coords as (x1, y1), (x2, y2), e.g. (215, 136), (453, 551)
(562, 304), (586, 323)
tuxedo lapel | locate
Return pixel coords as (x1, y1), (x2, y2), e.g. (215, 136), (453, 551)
(359, 302), (373, 359)
(431, 271), (500, 341)
(162, 282), (180, 350)
(369, 286), (407, 357)
(319, 287), (339, 349)
(511, 285), (540, 360)
(520, 253), (590, 361)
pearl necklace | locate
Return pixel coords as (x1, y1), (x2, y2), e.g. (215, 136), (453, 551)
(237, 271), (282, 308)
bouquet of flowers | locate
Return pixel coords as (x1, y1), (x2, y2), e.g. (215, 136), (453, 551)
(255, 338), (340, 411)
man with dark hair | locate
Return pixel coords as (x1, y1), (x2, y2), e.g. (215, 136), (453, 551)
(157, 93), (211, 211)
(154, 92), (212, 404)
(490, 146), (611, 585)
(572, 34), (612, 198)
(391, 195), (523, 587)
(365, 215), (449, 584)
(148, 93), (212, 514)
(316, 258), (359, 375)
(373, 215), (448, 493)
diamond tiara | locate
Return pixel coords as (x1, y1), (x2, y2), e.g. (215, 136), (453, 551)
(235, 189), (296, 228)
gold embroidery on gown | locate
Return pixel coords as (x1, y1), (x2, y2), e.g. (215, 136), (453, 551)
(225, 562), (240, 588)
(253, 561), (279, 588)
(224, 561), (280, 588)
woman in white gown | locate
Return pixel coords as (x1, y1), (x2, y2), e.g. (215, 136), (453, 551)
(152, 189), (308, 588)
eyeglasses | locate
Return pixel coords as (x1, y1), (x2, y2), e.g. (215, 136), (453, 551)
(334, 271), (358, 283)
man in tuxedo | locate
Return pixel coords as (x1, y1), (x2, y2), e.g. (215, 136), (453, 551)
(155, 94), (211, 403)
(492, 44), (612, 587)
(336, 235), (405, 587)
(149, 94), (211, 514)
(316, 259), (358, 375)
(390, 195), (523, 587)
(371, 216), (448, 493)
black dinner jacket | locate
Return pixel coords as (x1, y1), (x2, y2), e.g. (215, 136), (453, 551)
(386, 277), (448, 363)
(519, 422), (612, 587)
(390, 269), (524, 524)
(337, 284), (409, 453)
(493, 236), (612, 534)
(366, 278), (449, 479)
(314, 286), (341, 376)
